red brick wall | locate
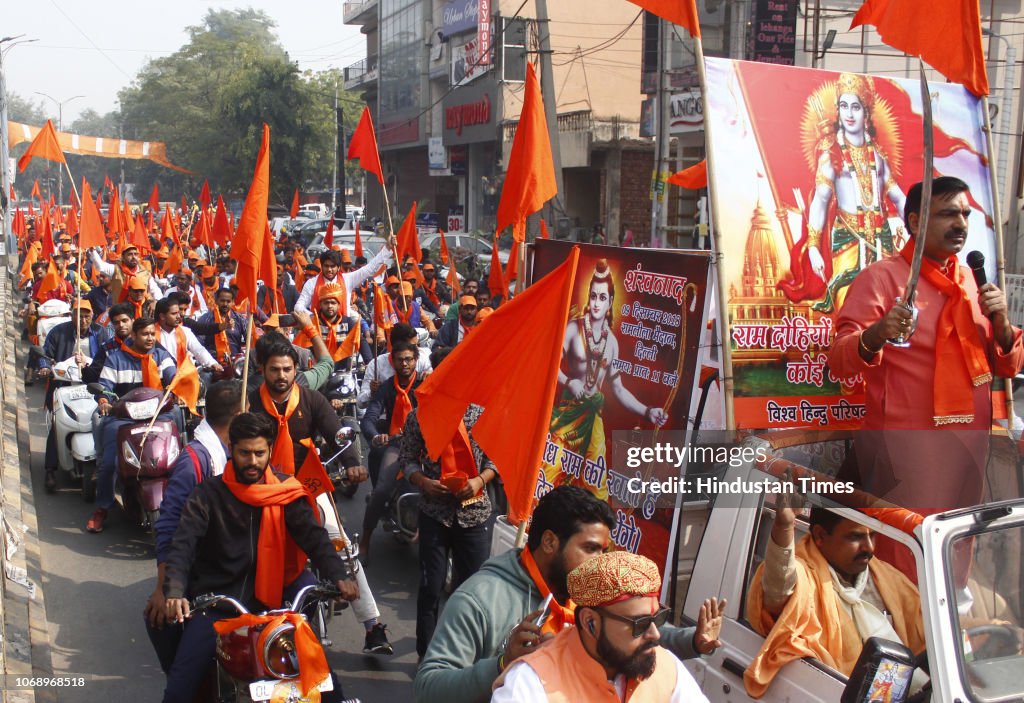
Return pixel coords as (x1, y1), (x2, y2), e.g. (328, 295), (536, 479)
(620, 148), (654, 245)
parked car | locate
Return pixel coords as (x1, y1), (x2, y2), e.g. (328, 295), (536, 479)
(305, 225), (383, 262)
(298, 203), (330, 219)
(420, 232), (510, 269)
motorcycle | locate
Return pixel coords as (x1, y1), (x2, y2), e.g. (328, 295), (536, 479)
(88, 384), (182, 531)
(192, 582), (353, 703)
(34, 349), (99, 501)
(320, 364), (364, 499)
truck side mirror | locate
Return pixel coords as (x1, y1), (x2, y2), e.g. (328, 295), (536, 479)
(841, 637), (917, 703)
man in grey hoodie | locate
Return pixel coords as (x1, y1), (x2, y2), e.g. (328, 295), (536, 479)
(414, 486), (725, 703)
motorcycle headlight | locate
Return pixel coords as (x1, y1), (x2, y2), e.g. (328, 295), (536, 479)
(261, 624), (299, 679)
(123, 443), (141, 469)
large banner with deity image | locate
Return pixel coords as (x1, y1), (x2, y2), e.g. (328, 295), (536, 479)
(530, 240), (711, 567)
(705, 57), (997, 429)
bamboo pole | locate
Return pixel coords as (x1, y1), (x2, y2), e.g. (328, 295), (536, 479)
(239, 312), (254, 412)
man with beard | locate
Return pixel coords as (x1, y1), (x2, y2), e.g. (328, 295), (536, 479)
(434, 296), (479, 352)
(161, 413), (358, 703)
(416, 486), (722, 703)
(89, 242), (163, 302)
(154, 298), (222, 378)
(420, 263), (451, 312)
(196, 288), (249, 360)
(357, 322), (433, 407)
(491, 550), (709, 702)
(88, 317), (178, 533)
(292, 282), (356, 363)
(743, 498), (925, 697)
(294, 237), (394, 317)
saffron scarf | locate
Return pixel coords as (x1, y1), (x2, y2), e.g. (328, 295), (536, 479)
(899, 242), (992, 425)
(520, 548), (576, 636)
(221, 462), (316, 609)
(210, 305), (231, 361)
(119, 340), (162, 390)
(438, 421), (480, 494)
(389, 373), (416, 435)
(259, 384), (301, 475)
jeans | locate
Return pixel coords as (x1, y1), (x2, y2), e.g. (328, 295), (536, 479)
(362, 445), (401, 537)
(160, 571), (346, 703)
(44, 425), (59, 473)
(416, 514), (491, 657)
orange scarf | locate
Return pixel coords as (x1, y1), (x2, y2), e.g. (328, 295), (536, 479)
(131, 298), (146, 320)
(520, 548), (576, 636)
(900, 242), (992, 425)
(213, 611), (329, 697)
(259, 384), (301, 475)
(210, 305), (231, 361)
(221, 461), (315, 609)
(394, 296), (413, 324)
(390, 373), (416, 434)
(169, 325), (188, 368)
(423, 279), (441, 307)
(438, 421), (479, 494)
(120, 340), (162, 390)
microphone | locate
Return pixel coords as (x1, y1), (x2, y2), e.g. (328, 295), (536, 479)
(966, 250), (987, 288)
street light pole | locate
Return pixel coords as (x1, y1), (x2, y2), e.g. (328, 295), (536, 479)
(1, 36), (38, 258)
(34, 91), (83, 206)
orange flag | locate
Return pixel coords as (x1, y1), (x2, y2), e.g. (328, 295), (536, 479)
(36, 260), (65, 299)
(167, 354), (201, 414)
(495, 64), (557, 243)
(353, 220), (363, 258)
(122, 198), (134, 235)
(39, 208), (55, 258)
(487, 236), (506, 304)
(133, 213), (152, 254)
(850, 0), (988, 97)
(17, 120), (66, 172)
(504, 239), (520, 287)
(290, 189), (300, 218)
(31, 180), (41, 200)
(347, 106), (385, 184)
(233, 124), (271, 310)
(213, 195), (232, 248)
(258, 221), (279, 313)
(162, 205), (178, 246)
(193, 209), (213, 249)
(323, 215), (335, 249)
(416, 247), (580, 524)
(627, 0), (701, 38)
(18, 242), (40, 288)
(107, 189), (121, 236)
(395, 201), (420, 263)
(165, 241), (184, 277)
(438, 228), (451, 266)
(446, 260), (461, 295)
(199, 180), (211, 211)
(66, 198), (79, 238)
(296, 438), (334, 497)
(667, 159), (708, 189)
(332, 323), (361, 362)
(539, 220), (550, 239)
(373, 283), (395, 334)
(79, 181), (107, 250)
(148, 183), (160, 213)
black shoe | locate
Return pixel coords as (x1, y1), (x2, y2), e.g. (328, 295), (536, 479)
(44, 470), (57, 493)
(363, 624), (393, 654)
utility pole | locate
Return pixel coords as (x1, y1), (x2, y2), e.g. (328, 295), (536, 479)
(650, 18), (672, 248)
(331, 82), (338, 215)
(0, 36), (38, 257)
(534, 0), (564, 233)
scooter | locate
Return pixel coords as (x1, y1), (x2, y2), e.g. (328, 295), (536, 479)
(26, 299), (72, 385)
(320, 366), (364, 499)
(38, 351), (99, 501)
(192, 582), (356, 703)
(89, 384), (182, 531)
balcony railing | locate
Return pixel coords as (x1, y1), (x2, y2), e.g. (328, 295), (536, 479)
(342, 0), (378, 24)
(344, 56), (379, 90)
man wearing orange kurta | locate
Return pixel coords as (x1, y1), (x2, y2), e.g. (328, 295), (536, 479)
(829, 176), (1024, 511)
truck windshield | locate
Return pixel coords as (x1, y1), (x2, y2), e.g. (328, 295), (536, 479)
(949, 524), (1024, 702)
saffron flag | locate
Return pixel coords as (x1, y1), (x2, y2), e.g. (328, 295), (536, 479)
(290, 189), (300, 218)
(539, 219), (550, 239)
(487, 237), (506, 304)
(132, 213), (152, 254)
(213, 195), (232, 248)
(395, 202), (420, 263)
(297, 438), (334, 497)
(324, 216), (335, 249)
(258, 221), (279, 313)
(667, 159), (708, 189)
(199, 180), (211, 211)
(373, 283), (395, 334)
(31, 180), (41, 200)
(36, 260), (65, 299)
(233, 124), (272, 310)
(167, 354), (201, 414)
(354, 220), (363, 258)
(79, 181), (107, 250)
(347, 106), (385, 185)
(416, 247), (580, 524)
(18, 242), (40, 288)
(505, 239), (520, 286)
(17, 120), (66, 172)
(148, 183), (160, 214)
(495, 63), (557, 243)
(627, 0), (701, 38)
(438, 229), (451, 266)
(851, 0), (988, 97)
(446, 259), (461, 295)
(332, 322), (361, 362)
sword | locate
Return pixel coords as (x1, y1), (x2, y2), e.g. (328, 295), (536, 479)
(890, 59), (933, 346)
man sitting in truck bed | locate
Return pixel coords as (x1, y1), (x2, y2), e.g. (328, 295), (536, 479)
(744, 498), (926, 698)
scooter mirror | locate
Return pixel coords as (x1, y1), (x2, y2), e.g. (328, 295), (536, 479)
(840, 637), (917, 703)
(86, 383), (107, 397)
(336, 426), (356, 445)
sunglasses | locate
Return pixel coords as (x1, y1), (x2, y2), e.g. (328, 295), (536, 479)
(598, 605), (671, 638)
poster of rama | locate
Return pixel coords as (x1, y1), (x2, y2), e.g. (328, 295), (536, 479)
(530, 240), (711, 565)
(704, 57), (996, 429)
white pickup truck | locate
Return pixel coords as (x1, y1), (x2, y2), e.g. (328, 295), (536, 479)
(674, 436), (1023, 703)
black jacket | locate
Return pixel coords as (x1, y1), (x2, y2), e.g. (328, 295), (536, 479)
(361, 374), (422, 440)
(163, 470), (347, 610)
(435, 318), (463, 351)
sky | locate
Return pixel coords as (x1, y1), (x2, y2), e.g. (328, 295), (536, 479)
(3, 0), (367, 126)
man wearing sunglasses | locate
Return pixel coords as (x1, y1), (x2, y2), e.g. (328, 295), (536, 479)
(492, 551), (709, 702)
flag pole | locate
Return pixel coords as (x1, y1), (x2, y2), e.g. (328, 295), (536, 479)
(981, 95), (1016, 425)
(692, 34), (735, 430)
(60, 162), (84, 353)
(378, 180), (409, 311)
(239, 312), (254, 412)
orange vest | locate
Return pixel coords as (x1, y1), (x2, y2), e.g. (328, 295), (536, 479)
(502, 628), (678, 703)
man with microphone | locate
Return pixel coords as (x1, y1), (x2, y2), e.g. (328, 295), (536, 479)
(829, 176), (1024, 522)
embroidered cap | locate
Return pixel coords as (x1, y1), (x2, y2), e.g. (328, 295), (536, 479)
(567, 551), (661, 607)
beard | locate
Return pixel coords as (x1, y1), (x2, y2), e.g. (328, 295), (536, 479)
(596, 629), (658, 680)
(234, 463), (267, 485)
